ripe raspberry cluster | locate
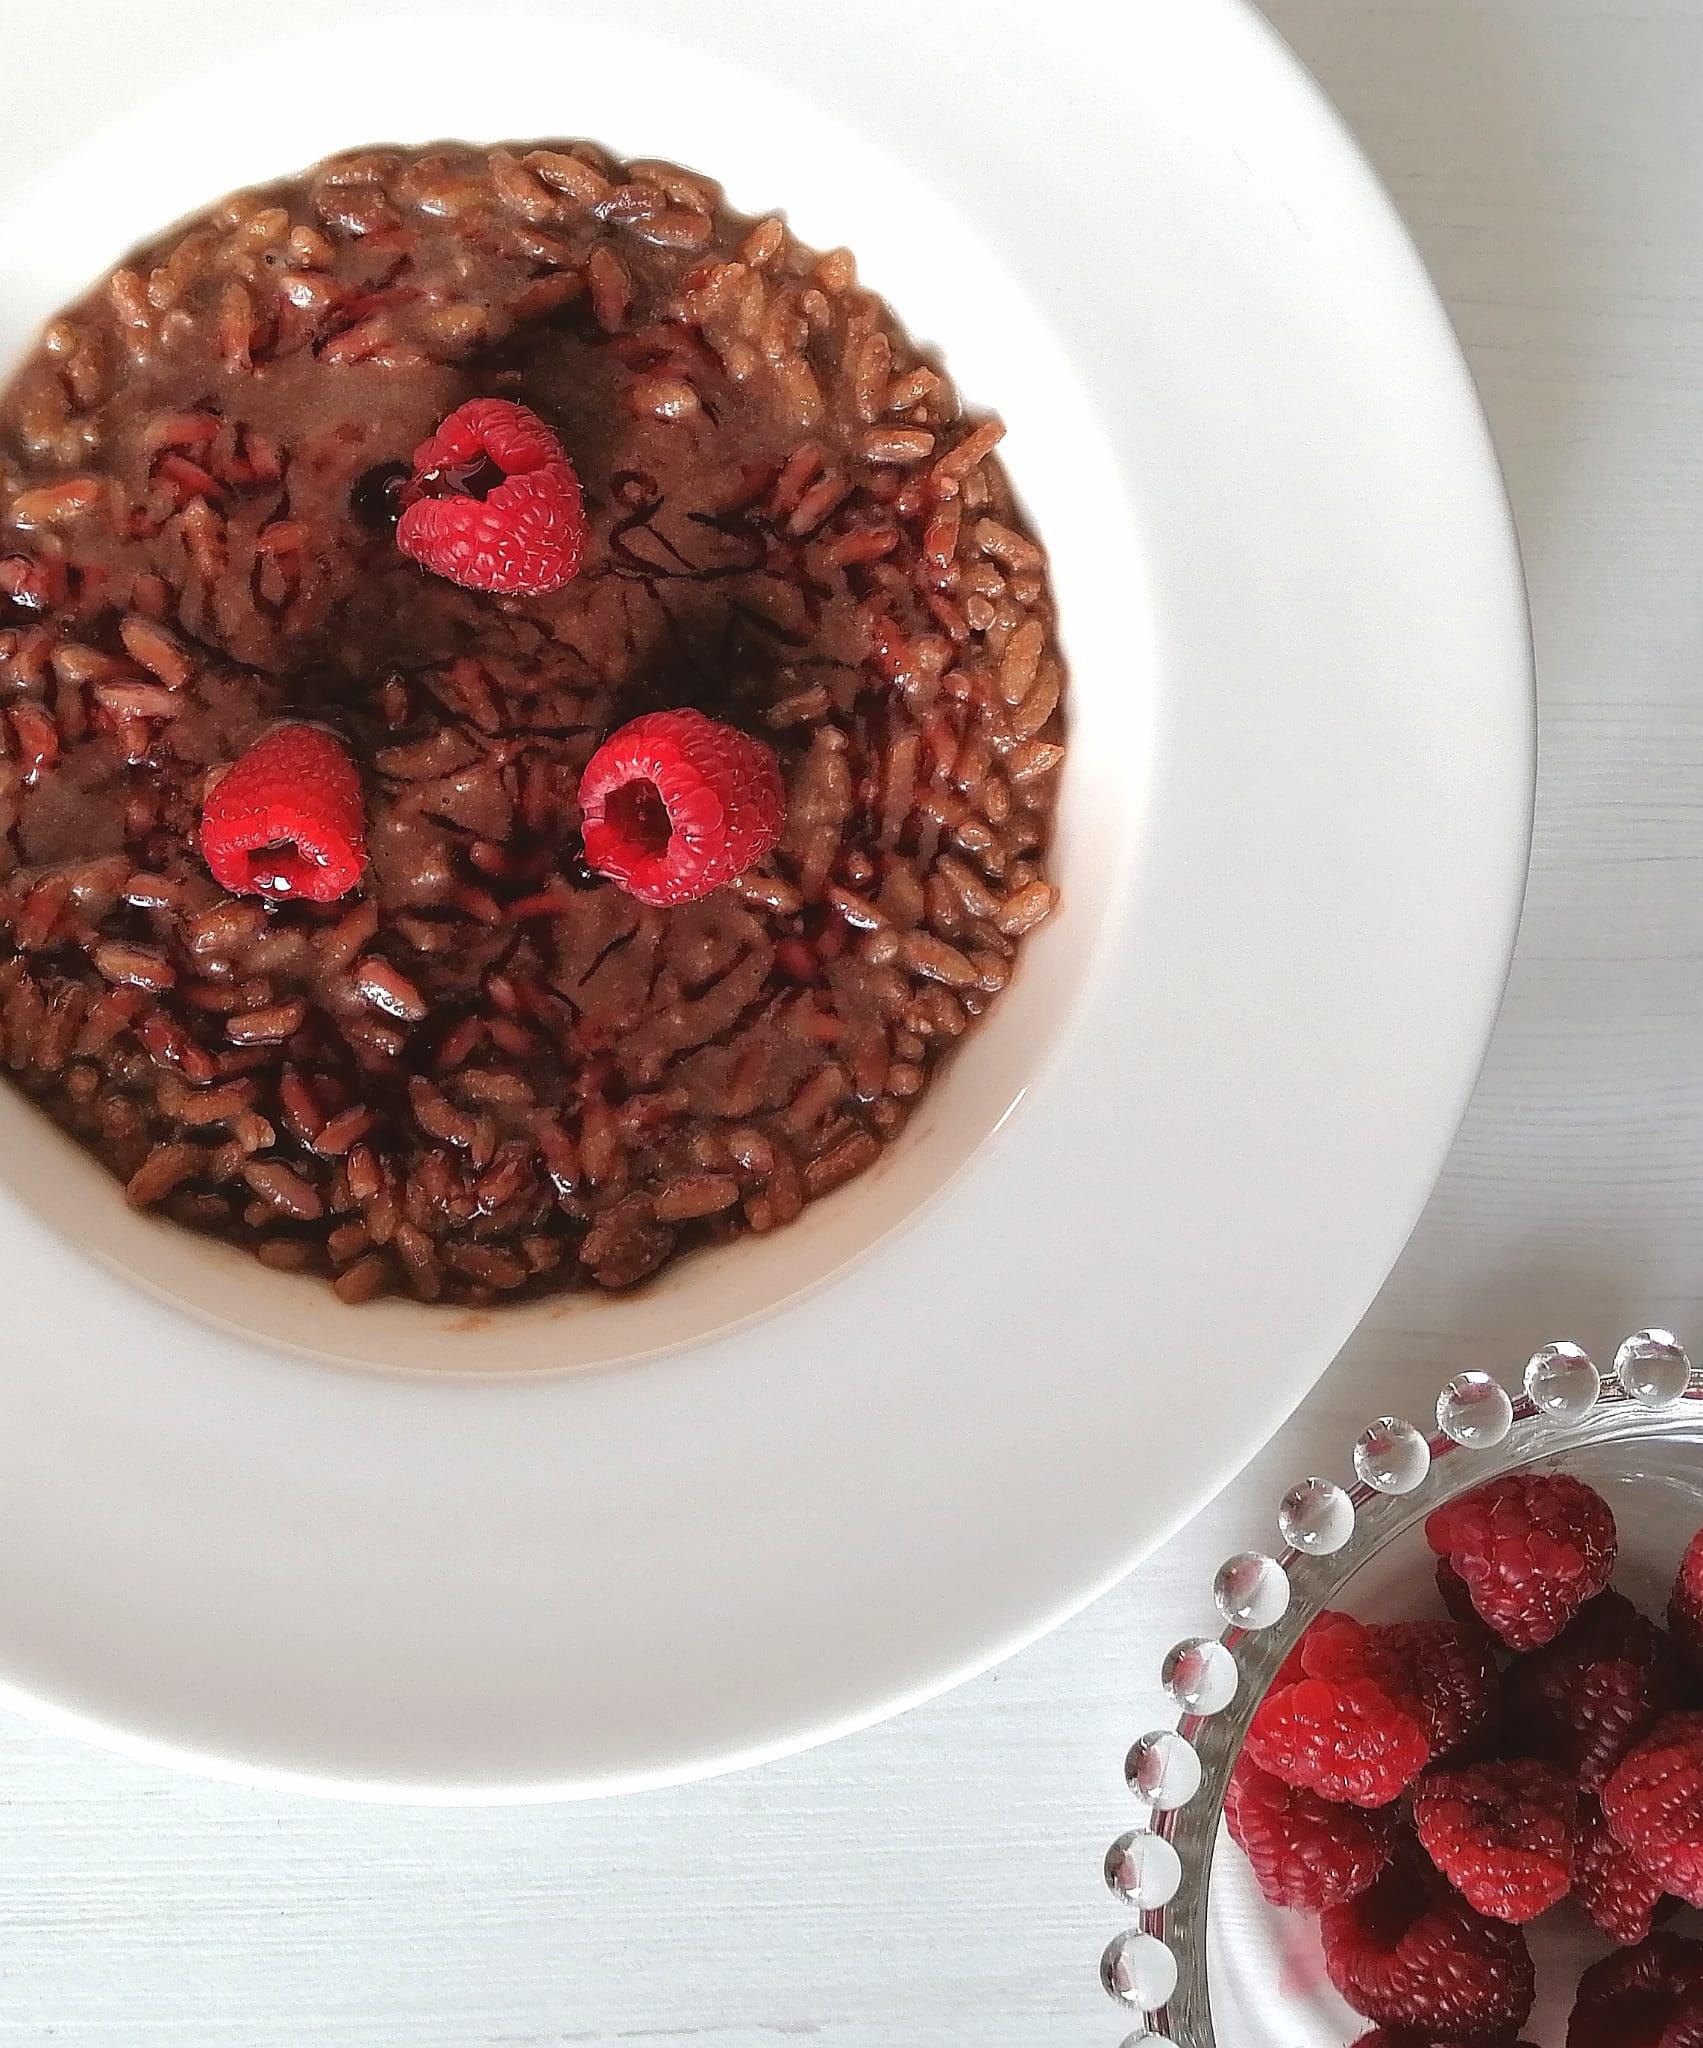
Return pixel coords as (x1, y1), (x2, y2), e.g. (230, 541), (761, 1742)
(1223, 1471), (1703, 2041)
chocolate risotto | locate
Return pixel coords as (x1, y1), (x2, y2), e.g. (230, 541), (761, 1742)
(0, 141), (1065, 1305)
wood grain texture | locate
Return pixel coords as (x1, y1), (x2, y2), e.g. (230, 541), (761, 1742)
(0, 1), (1693, 2040)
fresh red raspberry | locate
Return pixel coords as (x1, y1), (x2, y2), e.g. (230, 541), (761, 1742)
(1239, 1610), (1490, 1833)
(1223, 1753), (1397, 1910)
(1411, 1757), (1577, 1922)
(1668, 1526), (1703, 1683)
(1321, 1851), (1535, 2037)
(1577, 1792), (1670, 1946)
(1379, 1619), (1501, 1760)
(1268, 1612), (1346, 1689)
(199, 723), (365, 903)
(397, 398), (586, 596)
(1244, 1670), (1428, 1808)
(1505, 1589), (1679, 1791)
(1295, 1612), (1389, 1684)
(1424, 1472), (1617, 1650)
(578, 709), (785, 907)
(1603, 1712), (1703, 1906)
(1568, 1934), (1703, 2048)
(1298, 1613), (1498, 1761)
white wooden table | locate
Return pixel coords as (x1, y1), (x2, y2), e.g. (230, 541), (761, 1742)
(3, 3), (1697, 2039)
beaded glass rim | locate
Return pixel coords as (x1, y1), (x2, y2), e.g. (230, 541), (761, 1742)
(1098, 1330), (1698, 2046)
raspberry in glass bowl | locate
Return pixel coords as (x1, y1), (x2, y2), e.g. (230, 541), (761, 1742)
(1101, 1332), (1703, 2048)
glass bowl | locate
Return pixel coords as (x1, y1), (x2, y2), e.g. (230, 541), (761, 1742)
(1100, 1331), (1703, 2048)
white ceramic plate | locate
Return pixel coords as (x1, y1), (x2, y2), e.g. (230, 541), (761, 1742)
(0, 0), (1531, 1797)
